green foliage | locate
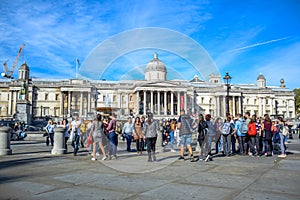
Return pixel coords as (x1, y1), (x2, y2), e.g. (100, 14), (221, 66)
(293, 88), (300, 115)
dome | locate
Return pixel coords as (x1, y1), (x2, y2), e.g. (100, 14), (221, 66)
(257, 73), (265, 80)
(19, 62), (30, 71)
(145, 52), (166, 73)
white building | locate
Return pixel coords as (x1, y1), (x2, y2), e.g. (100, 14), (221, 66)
(0, 53), (295, 123)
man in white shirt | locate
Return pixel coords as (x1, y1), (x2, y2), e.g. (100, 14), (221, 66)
(70, 113), (82, 156)
(122, 117), (134, 152)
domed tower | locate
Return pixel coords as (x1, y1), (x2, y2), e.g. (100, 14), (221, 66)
(145, 52), (166, 81)
(257, 73), (266, 88)
(18, 61), (30, 81)
(280, 78), (286, 88)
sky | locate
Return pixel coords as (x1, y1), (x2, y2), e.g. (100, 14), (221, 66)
(0, 0), (299, 89)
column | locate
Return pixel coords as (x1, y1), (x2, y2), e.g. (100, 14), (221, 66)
(164, 91), (167, 115)
(80, 92), (83, 116)
(118, 93), (122, 115)
(14, 91), (18, 114)
(143, 91), (146, 116)
(127, 93), (130, 115)
(232, 96), (236, 116)
(184, 92), (187, 112)
(177, 92), (180, 115)
(216, 96), (220, 116)
(238, 96), (241, 114)
(157, 91), (160, 115)
(150, 91), (154, 113)
(262, 98), (266, 115)
(258, 97), (262, 117)
(60, 92), (64, 116)
(270, 98), (274, 115)
(8, 91), (12, 115)
(171, 92), (174, 115)
(68, 91), (71, 115)
(87, 92), (91, 113)
(223, 96), (226, 117)
(286, 100), (290, 117)
(135, 91), (139, 115)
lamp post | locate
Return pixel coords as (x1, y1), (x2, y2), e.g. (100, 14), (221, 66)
(223, 71), (232, 116)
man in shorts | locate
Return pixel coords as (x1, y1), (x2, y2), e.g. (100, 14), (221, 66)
(177, 110), (195, 162)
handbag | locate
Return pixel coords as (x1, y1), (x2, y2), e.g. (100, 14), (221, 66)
(133, 134), (139, 141)
(86, 134), (93, 148)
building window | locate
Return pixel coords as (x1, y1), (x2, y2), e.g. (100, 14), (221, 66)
(44, 107), (50, 115)
(266, 99), (269, 104)
(254, 99), (257, 104)
(201, 97), (204, 104)
(45, 93), (48, 101)
(55, 94), (59, 101)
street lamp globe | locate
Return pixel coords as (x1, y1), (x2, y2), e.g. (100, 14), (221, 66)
(223, 71), (232, 85)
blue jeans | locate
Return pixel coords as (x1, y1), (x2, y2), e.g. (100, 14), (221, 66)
(108, 132), (117, 156)
(216, 136), (222, 154)
(124, 133), (133, 151)
(279, 132), (286, 154)
(169, 131), (174, 149)
(71, 134), (80, 154)
(222, 134), (231, 156)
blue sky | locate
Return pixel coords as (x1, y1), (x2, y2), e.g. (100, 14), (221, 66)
(0, 0), (299, 89)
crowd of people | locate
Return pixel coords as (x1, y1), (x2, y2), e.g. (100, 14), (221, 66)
(43, 110), (298, 162)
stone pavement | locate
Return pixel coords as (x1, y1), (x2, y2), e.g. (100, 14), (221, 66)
(0, 138), (300, 200)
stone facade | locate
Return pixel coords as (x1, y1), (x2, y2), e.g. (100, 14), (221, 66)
(0, 54), (296, 122)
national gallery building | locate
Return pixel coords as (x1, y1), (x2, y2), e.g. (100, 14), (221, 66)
(0, 53), (295, 123)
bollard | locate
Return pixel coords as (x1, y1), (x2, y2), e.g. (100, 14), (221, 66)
(0, 126), (12, 155)
(51, 127), (66, 155)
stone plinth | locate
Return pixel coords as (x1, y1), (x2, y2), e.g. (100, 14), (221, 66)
(51, 127), (66, 155)
(0, 126), (12, 155)
(16, 101), (31, 124)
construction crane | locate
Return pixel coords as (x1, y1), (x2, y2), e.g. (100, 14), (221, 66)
(1, 43), (25, 79)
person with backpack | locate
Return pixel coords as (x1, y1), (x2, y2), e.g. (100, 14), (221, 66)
(247, 115), (257, 156)
(261, 114), (273, 156)
(233, 114), (247, 155)
(222, 116), (234, 156)
(197, 114), (208, 160)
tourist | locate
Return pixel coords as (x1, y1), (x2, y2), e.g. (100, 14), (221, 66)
(277, 117), (287, 158)
(177, 110), (195, 162)
(106, 113), (117, 160)
(133, 117), (143, 154)
(261, 114), (273, 156)
(143, 113), (159, 162)
(214, 117), (223, 155)
(222, 116), (234, 156)
(61, 119), (69, 151)
(197, 114), (208, 160)
(247, 115), (257, 156)
(254, 116), (262, 156)
(70, 113), (82, 156)
(80, 121), (87, 148)
(122, 117), (134, 152)
(90, 114), (107, 161)
(233, 114), (247, 155)
(204, 114), (215, 162)
(45, 119), (55, 146)
(169, 119), (176, 152)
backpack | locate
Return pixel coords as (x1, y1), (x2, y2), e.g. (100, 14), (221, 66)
(239, 120), (248, 134)
(222, 122), (231, 135)
(282, 126), (289, 136)
(247, 123), (257, 136)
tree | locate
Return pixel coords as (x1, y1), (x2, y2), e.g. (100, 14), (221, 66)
(293, 88), (300, 117)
